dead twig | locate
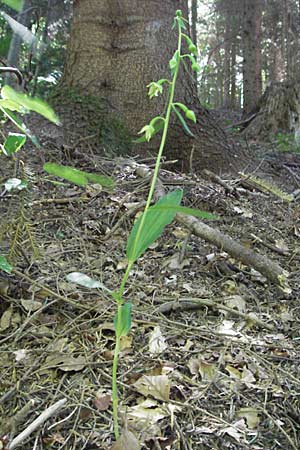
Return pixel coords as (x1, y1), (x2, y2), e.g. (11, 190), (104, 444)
(176, 212), (288, 286)
(202, 169), (239, 197)
(7, 399), (67, 450)
(156, 296), (274, 331)
(12, 268), (95, 311)
(133, 162), (289, 287)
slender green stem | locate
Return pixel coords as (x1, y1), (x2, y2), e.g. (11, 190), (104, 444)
(126, 23), (183, 268)
(111, 16), (183, 440)
(112, 334), (121, 439)
(118, 261), (133, 299)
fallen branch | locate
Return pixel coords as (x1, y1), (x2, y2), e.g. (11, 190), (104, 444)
(156, 297), (274, 331)
(176, 213), (288, 285)
(133, 163), (289, 287)
(12, 268), (94, 311)
(8, 399), (67, 450)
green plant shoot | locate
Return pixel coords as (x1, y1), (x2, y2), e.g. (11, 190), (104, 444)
(62, 10), (218, 442)
(111, 10), (206, 441)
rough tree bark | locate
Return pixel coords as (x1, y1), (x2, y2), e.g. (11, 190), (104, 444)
(242, 0), (263, 115)
(61, 0), (244, 173)
(243, 80), (300, 140)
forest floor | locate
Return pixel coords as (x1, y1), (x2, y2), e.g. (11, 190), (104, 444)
(0, 117), (300, 450)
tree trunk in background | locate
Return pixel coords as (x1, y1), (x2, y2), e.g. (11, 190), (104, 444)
(31, 0), (53, 96)
(283, 0), (293, 80)
(217, 0), (241, 110)
(243, 80), (300, 140)
(223, 8), (231, 108)
(61, 0), (244, 174)
(190, 0), (197, 48)
(242, 0), (262, 115)
(5, 0), (31, 86)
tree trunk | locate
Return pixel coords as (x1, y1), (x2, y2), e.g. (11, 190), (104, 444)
(243, 80), (300, 140)
(190, 0), (197, 47)
(242, 0), (262, 115)
(60, 0), (243, 173)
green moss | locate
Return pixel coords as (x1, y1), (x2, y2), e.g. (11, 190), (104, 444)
(49, 87), (133, 156)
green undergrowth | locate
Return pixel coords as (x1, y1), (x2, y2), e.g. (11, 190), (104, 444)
(274, 132), (300, 153)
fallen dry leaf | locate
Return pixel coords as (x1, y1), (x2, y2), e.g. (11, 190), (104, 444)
(0, 307), (13, 331)
(126, 398), (168, 423)
(148, 326), (168, 355)
(120, 335), (133, 351)
(237, 407), (260, 429)
(94, 391), (111, 411)
(21, 299), (42, 312)
(110, 430), (140, 450)
(133, 375), (171, 401)
(44, 353), (86, 372)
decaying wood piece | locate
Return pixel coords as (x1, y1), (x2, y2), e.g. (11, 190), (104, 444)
(134, 163), (289, 287)
(175, 213), (288, 285)
(202, 169), (239, 196)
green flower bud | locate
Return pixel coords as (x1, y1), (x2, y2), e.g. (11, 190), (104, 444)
(192, 62), (200, 73)
(185, 109), (196, 123)
(188, 43), (197, 56)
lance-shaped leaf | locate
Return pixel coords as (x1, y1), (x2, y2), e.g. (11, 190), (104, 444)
(44, 163), (115, 188)
(1, 85), (60, 124)
(44, 163), (88, 186)
(1, 0), (23, 12)
(114, 303), (132, 338)
(172, 105), (195, 137)
(147, 205), (219, 220)
(1, 11), (36, 47)
(126, 189), (183, 263)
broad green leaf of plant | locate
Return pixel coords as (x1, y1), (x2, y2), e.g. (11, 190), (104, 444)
(0, 105), (40, 147)
(1, 85), (60, 124)
(148, 205), (219, 220)
(1, 0), (23, 12)
(84, 172), (115, 189)
(0, 255), (12, 273)
(114, 303), (132, 338)
(44, 163), (115, 188)
(0, 98), (23, 112)
(66, 272), (111, 292)
(3, 132), (26, 155)
(126, 189), (183, 263)
(44, 163), (88, 186)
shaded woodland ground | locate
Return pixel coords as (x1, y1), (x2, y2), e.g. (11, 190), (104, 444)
(0, 111), (300, 450)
